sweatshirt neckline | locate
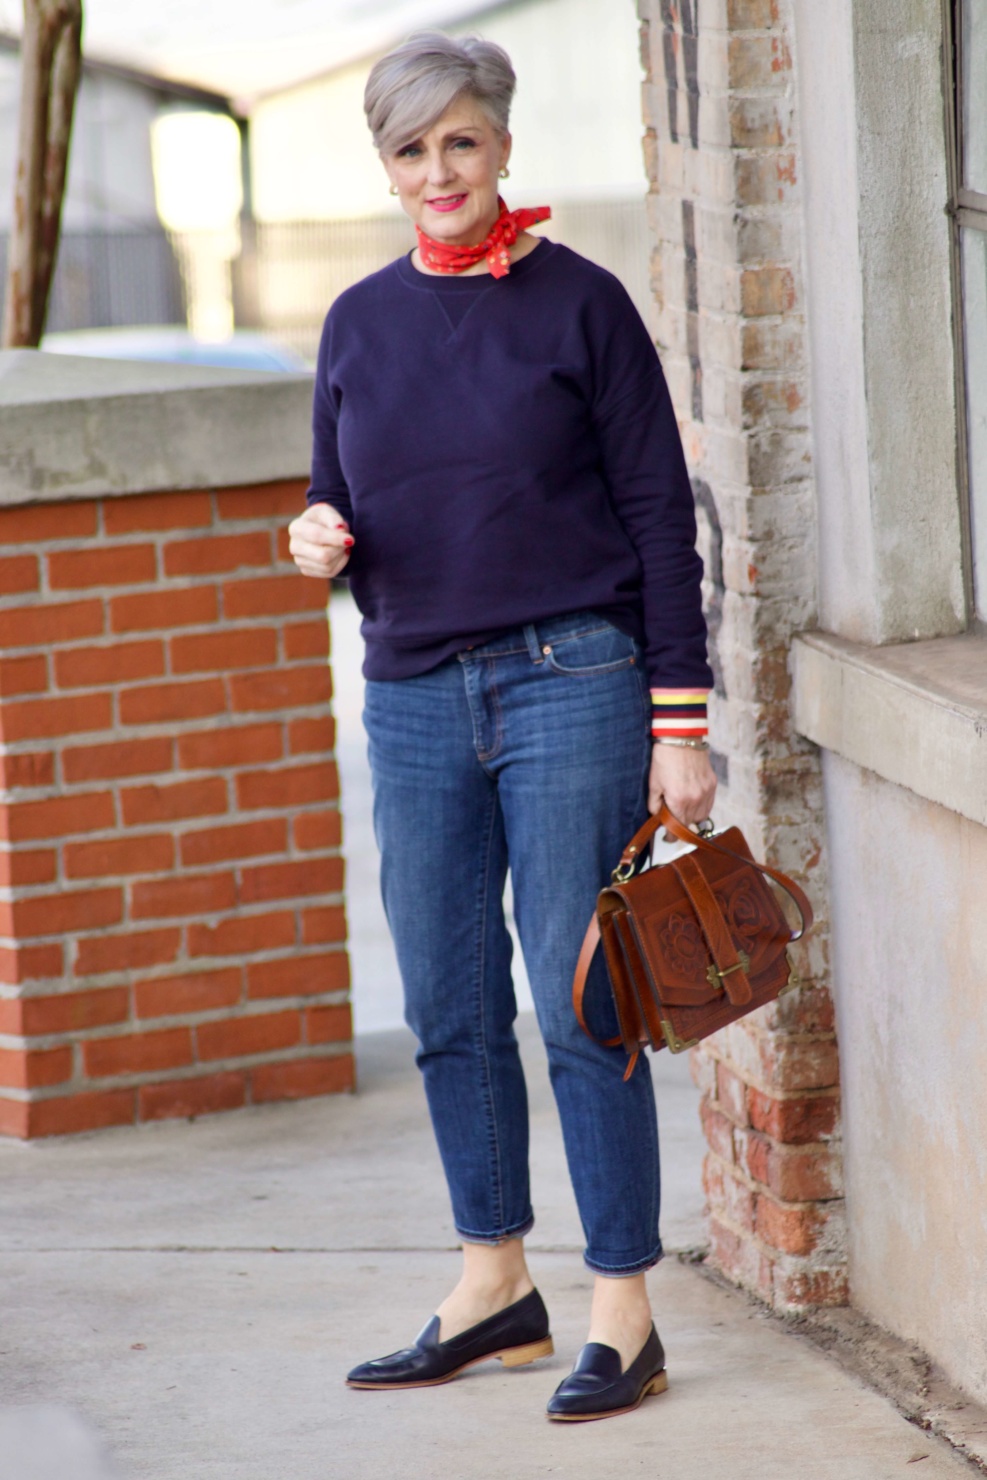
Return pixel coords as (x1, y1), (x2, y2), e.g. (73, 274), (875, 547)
(395, 237), (555, 291)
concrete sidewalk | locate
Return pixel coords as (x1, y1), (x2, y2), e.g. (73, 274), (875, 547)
(0, 1016), (972, 1480)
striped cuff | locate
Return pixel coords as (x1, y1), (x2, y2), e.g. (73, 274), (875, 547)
(651, 688), (709, 741)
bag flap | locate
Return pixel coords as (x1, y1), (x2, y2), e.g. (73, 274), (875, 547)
(604, 828), (793, 1006)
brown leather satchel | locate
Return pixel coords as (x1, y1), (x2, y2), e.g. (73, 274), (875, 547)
(573, 803), (813, 1077)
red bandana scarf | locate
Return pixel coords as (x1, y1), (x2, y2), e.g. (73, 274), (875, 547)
(416, 196), (552, 279)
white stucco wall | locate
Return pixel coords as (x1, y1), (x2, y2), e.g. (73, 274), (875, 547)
(822, 752), (987, 1405)
(249, 0), (646, 221)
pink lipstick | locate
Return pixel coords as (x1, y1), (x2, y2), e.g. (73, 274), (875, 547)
(427, 194), (468, 213)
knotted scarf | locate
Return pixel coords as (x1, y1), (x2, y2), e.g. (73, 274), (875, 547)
(416, 196), (552, 279)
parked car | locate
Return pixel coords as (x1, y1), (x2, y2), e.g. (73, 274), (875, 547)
(41, 326), (310, 372)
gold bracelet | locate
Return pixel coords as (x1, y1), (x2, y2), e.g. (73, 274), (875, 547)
(653, 736), (710, 751)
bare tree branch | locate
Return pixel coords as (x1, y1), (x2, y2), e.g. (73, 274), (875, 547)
(1, 0), (84, 349)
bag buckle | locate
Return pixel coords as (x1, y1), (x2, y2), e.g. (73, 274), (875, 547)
(706, 950), (751, 991)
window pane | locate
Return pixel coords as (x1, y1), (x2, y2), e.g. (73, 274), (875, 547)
(962, 228), (987, 619)
(961, 0), (987, 192)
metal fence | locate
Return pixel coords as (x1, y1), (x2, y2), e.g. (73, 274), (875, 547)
(231, 197), (653, 361)
(0, 229), (187, 335)
(0, 199), (652, 356)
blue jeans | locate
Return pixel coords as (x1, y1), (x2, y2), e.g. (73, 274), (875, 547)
(363, 610), (662, 1275)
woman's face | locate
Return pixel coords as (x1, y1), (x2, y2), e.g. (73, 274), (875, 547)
(384, 96), (511, 245)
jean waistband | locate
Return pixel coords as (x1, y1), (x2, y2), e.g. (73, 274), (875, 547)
(456, 609), (617, 663)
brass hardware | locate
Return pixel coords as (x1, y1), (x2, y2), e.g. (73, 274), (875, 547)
(542, 644), (552, 655)
(659, 1016), (701, 1054)
(705, 950), (750, 990)
(611, 845), (638, 884)
(779, 967), (801, 997)
(697, 818), (715, 838)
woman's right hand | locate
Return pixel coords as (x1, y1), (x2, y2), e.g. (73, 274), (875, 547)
(288, 502), (354, 578)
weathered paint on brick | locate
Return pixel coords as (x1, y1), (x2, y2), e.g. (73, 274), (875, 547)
(639, 0), (841, 1309)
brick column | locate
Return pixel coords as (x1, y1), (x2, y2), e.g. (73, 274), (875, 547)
(638, 0), (845, 1307)
(0, 479), (352, 1138)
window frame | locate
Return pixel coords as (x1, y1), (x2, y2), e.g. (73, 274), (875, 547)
(944, 0), (987, 626)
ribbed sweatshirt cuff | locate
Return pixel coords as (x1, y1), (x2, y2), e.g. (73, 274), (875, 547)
(650, 689), (709, 740)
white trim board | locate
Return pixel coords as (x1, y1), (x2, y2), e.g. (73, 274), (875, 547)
(792, 630), (987, 828)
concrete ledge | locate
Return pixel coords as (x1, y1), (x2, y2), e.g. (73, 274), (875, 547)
(0, 350), (313, 503)
(792, 630), (987, 828)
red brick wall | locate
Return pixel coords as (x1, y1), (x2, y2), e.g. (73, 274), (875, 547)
(0, 479), (352, 1138)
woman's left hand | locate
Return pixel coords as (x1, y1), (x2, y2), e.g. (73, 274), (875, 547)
(648, 743), (717, 825)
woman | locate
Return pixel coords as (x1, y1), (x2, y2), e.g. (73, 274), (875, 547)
(288, 31), (716, 1423)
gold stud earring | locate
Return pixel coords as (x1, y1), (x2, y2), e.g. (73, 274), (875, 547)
(389, 184), (399, 196)
(499, 167), (510, 179)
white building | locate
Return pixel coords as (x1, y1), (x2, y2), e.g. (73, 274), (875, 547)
(247, 0), (646, 222)
(0, 33), (234, 328)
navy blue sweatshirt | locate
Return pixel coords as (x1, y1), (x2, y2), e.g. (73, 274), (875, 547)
(307, 240), (712, 695)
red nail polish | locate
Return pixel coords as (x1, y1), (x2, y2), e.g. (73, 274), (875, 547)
(336, 523), (347, 530)
(344, 538), (354, 547)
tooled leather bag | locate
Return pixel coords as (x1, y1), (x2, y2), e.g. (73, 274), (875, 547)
(572, 803), (813, 1077)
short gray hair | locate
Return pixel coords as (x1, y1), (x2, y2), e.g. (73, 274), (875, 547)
(364, 31), (516, 156)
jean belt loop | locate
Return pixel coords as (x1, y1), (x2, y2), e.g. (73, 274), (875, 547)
(523, 623), (544, 665)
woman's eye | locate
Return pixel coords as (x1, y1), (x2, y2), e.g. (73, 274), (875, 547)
(451, 138), (477, 150)
(397, 145), (422, 159)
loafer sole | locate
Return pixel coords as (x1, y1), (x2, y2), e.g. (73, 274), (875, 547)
(547, 1367), (668, 1422)
(346, 1335), (555, 1390)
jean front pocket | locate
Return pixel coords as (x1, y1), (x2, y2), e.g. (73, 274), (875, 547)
(546, 620), (638, 677)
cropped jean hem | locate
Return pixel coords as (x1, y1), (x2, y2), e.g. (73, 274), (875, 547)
(583, 1243), (664, 1278)
(456, 1214), (535, 1247)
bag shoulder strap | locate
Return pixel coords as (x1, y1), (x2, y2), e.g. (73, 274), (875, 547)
(572, 910), (639, 1081)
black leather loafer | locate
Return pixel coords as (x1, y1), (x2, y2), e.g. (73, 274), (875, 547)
(346, 1288), (553, 1390)
(546, 1324), (667, 1421)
